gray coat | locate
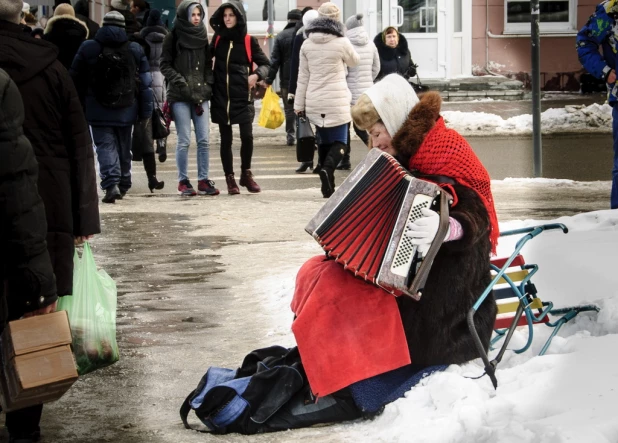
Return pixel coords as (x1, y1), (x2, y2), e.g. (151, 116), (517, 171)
(345, 26), (380, 105)
(141, 25), (168, 104)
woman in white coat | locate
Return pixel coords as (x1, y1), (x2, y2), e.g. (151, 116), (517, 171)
(340, 12), (380, 170)
(294, 2), (360, 198)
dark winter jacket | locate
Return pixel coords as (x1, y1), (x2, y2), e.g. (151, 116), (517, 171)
(160, 1), (213, 105)
(43, 14), (89, 70)
(288, 27), (305, 95)
(0, 68), (57, 319)
(392, 97), (497, 367)
(266, 21), (297, 89)
(70, 25), (154, 127)
(140, 25), (168, 104)
(0, 21), (101, 297)
(74, 0), (100, 40)
(209, 0), (270, 125)
(373, 31), (415, 81)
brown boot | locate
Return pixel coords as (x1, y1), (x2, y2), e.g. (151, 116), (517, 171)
(239, 169), (261, 193)
(225, 174), (240, 195)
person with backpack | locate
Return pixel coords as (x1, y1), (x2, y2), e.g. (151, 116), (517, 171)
(209, 0), (270, 194)
(71, 11), (154, 203)
(160, 0), (218, 197)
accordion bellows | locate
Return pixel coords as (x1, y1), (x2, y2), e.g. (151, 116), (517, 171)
(305, 149), (451, 299)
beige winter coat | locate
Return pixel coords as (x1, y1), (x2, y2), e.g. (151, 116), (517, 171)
(294, 17), (360, 128)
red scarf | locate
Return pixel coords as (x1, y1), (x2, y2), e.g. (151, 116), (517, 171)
(409, 117), (499, 253)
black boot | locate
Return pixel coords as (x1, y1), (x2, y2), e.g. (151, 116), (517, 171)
(336, 153), (351, 170)
(295, 161), (313, 173)
(143, 153), (165, 193)
(156, 139), (167, 163)
(102, 184), (121, 203)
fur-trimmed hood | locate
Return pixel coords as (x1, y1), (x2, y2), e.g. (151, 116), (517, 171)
(306, 16), (344, 39)
(44, 14), (89, 39)
(373, 29), (409, 60)
(140, 24), (167, 42)
(392, 91), (441, 165)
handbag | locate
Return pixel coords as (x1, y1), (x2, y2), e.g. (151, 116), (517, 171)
(410, 74), (430, 94)
(152, 95), (170, 140)
(296, 113), (315, 163)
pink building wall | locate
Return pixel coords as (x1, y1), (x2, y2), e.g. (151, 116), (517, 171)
(472, 0), (600, 90)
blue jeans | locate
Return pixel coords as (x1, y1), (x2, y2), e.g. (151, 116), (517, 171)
(316, 124), (348, 145)
(173, 101), (210, 182)
(612, 106), (618, 209)
(91, 126), (132, 191)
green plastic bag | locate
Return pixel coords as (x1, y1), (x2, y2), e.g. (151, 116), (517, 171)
(58, 242), (119, 375)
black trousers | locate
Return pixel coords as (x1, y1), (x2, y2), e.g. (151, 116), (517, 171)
(280, 87), (296, 141)
(219, 122), (254, 176)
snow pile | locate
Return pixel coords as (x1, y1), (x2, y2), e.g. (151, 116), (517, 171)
(251, 204), (618, 442)
(443, 102), (613, 136)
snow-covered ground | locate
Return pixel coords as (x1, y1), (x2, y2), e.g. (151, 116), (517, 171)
(248, 194), (618, 442)
(443, 103), (613, 136)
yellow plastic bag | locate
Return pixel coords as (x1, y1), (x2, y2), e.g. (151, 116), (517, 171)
(258, 86), (285, 129)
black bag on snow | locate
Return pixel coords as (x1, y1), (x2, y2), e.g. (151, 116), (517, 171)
(296, 114), (315, 163)
(180, 346), (362, 435)
(91, 42), (138, 109)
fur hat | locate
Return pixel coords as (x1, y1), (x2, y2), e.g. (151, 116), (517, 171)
(352, 74), (419, 137)
(287, 8), (301, 21)
(302, 9), (318, 28)
(110, 0), (130, 11)
(317, 2), (340, 21)
(103, 10), (125, 28)
(345, 13), (363, 30)
(0, 0), (23, 24)
(54, 3), (75, 17)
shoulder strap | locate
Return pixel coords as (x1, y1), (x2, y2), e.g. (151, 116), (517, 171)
(245, 34), (252, 65)
(215, 34), (221, 48)
(179, 392), (209, 433)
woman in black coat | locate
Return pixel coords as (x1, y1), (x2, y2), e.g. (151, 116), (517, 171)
(373, 26), (417, 81)
(209, 0), (270, 194)
(43, 4), (89, 70)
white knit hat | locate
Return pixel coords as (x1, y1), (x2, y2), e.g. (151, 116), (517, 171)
(364, 74), (419, 138)
(110, 0), (130, 10)
(22, 2), (30, 13)
(302, 9), (318, 28)
(317, 2), (340, 21)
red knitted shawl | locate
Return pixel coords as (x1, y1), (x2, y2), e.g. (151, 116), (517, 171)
(408, 117), (499, 253)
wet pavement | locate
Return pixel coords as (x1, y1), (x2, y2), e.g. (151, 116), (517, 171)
(2, 96), (612, 443)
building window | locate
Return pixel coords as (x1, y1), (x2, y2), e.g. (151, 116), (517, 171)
(245, 0), (297, 34)
(504, 0), (576, 34)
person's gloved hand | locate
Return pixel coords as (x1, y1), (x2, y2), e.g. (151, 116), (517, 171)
(406, 208), (449, 257)
(287, 93), (295, 105)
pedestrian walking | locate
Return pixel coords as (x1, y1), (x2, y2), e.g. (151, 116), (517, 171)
(133, 8), (168, 192)
(74, 0), (100, 40)
(43, 3), (89, 70)
(373, 26), (416, 81)
(71, 11), (154, 203)
(110, 0), (141, 34)
(161, 0), (218, 196)
(577, 2), (618, 209)
(265, 8), (302, 146)
(209, 0), (270, 194)
(0, 0), (101, 439)
(341, 13), (380, 170)
(293, 2), (360, 198)
(288, 8), (318, 173)
(131, 0), (149, 26)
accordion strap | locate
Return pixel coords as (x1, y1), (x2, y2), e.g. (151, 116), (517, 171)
(407, 191), (451, 298)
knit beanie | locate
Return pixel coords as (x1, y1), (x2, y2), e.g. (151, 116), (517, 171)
(147, 8), (163, 26)
(103, 10), (126, 28)
(317, 2), (340, 21)
(363, 74), (419, 138)
(0, 0), (23, 24)
(287, 8), (301, 21)
(110, 0), (130, 11)
(54, 3), (75, 17)
(345, 13), (363, 30)
(302, 9), (318, 28)
(22, 2), (30, 13)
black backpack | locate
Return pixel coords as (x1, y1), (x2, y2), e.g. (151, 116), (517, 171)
(92, 42), (137, 108)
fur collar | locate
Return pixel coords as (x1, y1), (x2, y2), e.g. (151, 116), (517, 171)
(305, 17), (344, 37)
(392, 91), (442, 165)
(44, 14), (89, 39)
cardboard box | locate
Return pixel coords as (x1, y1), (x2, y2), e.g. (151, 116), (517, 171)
(0, 311), (78, 412)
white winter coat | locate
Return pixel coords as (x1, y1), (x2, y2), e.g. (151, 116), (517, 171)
(345, 26), (380, 105)
(294, 17), (360, 128)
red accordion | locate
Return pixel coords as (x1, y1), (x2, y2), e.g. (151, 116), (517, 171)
(305, 149), (451, 299)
